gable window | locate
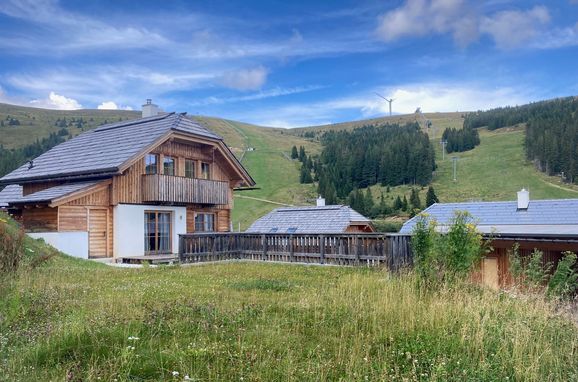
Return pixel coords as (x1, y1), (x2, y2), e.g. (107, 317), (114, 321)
(201, 162), (211, 179)
(194, 213), (215, 232)
(163, 156), (176, 176)
(144, 211), (172, 254)
(185, 159), (196, 178)
(145, 154), (158, 174)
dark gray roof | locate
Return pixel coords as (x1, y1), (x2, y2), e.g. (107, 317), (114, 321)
(400, 199), (578, 235)
(0, 113), (223, 185)
(0, 185), (22, 207)
(0, 181), (99, 205)
(246, 205), (372, 234)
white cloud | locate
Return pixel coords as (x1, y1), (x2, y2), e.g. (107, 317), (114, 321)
(376, 0), (478, 48)
(29, 91), (82, 110)
(219, 66), (268, 91)
(97, 101), (133, 110)
(189, 85), (326, 106)
(480, 6), (550, 50)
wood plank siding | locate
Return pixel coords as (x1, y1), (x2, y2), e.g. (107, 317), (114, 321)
(22, 207), (58, 232)
(58, 206), (88, 231)
(141, 174), (228, 205)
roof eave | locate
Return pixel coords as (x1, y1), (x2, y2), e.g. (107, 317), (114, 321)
(0, 168), (119, 186)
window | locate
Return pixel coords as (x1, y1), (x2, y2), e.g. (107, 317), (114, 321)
(194, 213), (215, 232)
(287, 227), (297, 233)
(269, 228), (278, 233)
(144, 211), (172, 254)
(163, 156), (175, 176)
(145, 154), (158, 174)
(201, 162), (210, 179)
(185, 159), (196, 178)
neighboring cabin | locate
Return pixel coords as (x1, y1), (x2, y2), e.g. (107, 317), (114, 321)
(0, 101), (254, 260)
(247, 197), (375, 234)
(400, 189), (578, 289)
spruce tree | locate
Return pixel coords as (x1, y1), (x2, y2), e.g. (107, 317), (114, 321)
(402, 195), (408, 211)
(299, 164), (313, 183)
(393, 195), (402, 211)
(426, 186), (439, 207)
(409, 188), (421, 209)
(291, 145), (298, 159)
(298, 146), (306, 162)
(364, 188), (374, 215)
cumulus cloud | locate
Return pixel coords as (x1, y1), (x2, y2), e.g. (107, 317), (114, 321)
(480, 6), (550, 50)
(219, 66), (268, 91)
(376, 0), (478, 48)
(29, 91), (82, 110)
(97, 101), (133, 110)
(376, 2), (555, 50)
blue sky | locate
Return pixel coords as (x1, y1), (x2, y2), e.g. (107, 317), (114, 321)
(0, 0), (577, 127)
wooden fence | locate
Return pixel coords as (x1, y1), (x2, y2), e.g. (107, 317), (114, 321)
(179, 233), (413, 270)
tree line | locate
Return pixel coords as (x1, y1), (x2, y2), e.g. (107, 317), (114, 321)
(442, 126), (480, 153)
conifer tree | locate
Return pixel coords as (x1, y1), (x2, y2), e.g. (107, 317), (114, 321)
(426, 186), (439, 207)
(291, 145), (298, 159)
(409, 188), (421, 210)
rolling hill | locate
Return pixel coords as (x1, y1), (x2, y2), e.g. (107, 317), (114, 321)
(1, 102), (577, 231)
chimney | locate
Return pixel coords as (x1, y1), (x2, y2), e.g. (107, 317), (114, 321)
(517, 188), (529, 210)
(142, 99), (160, 118)
(316, 195), (326, 207)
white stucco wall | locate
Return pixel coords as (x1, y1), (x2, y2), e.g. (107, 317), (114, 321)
(113, 204), (187, 258)
(28, 232), (89, 259)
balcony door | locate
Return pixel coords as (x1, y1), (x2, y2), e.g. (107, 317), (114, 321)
(144, 211), (172, 254)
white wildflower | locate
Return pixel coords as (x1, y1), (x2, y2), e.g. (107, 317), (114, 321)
(172, 371), (180, 377)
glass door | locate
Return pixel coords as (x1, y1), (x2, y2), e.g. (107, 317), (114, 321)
(144, 211), (172, 254)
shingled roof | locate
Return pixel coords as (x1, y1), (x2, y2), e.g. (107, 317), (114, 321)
(0, 112), (249, 185)
(246, 205), (372, 234)
(399, 199), (578, 235)
(0, 185), (22, 207)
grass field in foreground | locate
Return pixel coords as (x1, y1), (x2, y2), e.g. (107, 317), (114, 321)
(1, 250), (577, 381)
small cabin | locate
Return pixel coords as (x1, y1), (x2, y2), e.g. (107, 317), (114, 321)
(0, 101), (255, 260)
(246, 197), (375, 234)
(400, 189), (578, 289)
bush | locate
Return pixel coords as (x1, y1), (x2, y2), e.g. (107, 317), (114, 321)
(411, 211), (487, 283)
(547, 252), (578, 299)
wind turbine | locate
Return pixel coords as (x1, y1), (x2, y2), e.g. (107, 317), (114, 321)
(375, 93), (394, 116)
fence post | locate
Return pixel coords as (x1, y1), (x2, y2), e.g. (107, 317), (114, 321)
(319, 235), (325, 264)
(262, 234), (267, 261)
(355, 235), (361, 265)
(178, 235), (185, 263)
(289, 234), (294, 262)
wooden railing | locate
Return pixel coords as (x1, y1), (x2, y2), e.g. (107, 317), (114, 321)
(142, 174), (228, 205)
(179, 233), (413, 270)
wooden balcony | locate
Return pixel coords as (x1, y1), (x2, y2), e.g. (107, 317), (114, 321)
(142, 174), (228, 205)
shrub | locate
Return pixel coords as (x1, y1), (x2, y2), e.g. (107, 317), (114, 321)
(547, 251), (578, 299)
(524, 249), (552, 289)
(411, 211), (487, 283)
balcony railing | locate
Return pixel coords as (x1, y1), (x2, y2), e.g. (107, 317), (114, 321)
(142, 174), (228, 205)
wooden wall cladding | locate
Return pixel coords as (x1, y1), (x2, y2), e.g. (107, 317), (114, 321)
(112, 158), (145, 204)
(58, 206), (88, 231)
(22, 182), (61, 196)
(186, 206), (231, 233)
(63, 186), (110, 206)
(23, 207), (58, 232)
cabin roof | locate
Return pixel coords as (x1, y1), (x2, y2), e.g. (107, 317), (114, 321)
(399, 199), (578, 235)
(0, 181), (101, 206)
(246, 205), (372, 234)
(0, 113), (253, 185)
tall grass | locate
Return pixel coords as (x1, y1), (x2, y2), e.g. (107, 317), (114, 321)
(1, 258), (576, 381)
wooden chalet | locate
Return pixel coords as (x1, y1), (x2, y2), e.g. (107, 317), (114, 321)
(0, 101), (255, 260)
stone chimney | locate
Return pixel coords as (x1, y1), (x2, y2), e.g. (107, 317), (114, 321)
(517, 188), (529, 210)
(142, 99), (160, 118)
(316, 196), (326, 207)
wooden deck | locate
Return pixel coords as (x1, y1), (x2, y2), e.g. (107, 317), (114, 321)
(179, 233), (413, 270)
